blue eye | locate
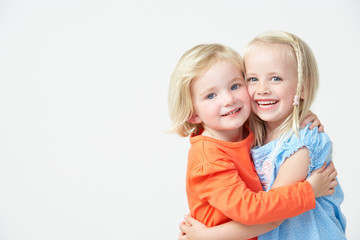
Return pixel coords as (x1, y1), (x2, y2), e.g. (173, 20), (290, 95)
(206, 93), (216, 99)
(271, 76), (281, 82)
(231, 84), (240, 90)
(247, 77), (258, 82)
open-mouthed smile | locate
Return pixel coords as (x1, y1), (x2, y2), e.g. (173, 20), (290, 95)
(257, 100), (278, 106)
(256, 100), (278, 110)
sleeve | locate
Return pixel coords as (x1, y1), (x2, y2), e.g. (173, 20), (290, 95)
(302, 126), (332, 177)
(189, 157), (316, 225)
(276, 124), (332, 178)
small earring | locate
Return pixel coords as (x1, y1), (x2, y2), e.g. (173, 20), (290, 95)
(293, 95), (300, 106)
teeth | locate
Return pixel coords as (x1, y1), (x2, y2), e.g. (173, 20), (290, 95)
(257, 101), (277, 105)
(223, 108), (240, 116)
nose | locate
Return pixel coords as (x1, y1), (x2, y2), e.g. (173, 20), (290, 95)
(223, 91), (236, 106)
(257, 80), (270, 94)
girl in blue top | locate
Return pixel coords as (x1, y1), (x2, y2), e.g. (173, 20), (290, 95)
(179, 30), (346, 240)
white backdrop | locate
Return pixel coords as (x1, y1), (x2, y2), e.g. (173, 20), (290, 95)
(0, 0), (359, 239)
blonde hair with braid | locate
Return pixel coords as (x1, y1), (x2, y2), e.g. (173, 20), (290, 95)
(244, 30), (319, 146)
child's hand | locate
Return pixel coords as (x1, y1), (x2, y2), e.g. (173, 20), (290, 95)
(301, 111), (324, 132)
(179, 215), (208, 240)
(306, 162), (338, 198)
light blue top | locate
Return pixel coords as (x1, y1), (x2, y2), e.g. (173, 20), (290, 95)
(251, 124), (346, 240)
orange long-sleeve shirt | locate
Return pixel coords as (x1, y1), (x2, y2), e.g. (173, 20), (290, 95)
(186, 130), (315, 239)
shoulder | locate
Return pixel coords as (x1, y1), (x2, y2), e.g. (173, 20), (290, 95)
(298, 124), (332, 154)
(188, 138), (237, 178)
(297, 124), (333, 172)
(189, 137), (228, 159)
(274, 125), (331, 164)
(188, 138), (233, 167)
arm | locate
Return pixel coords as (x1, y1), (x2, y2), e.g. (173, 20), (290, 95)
(179, 215), (281, 240)
(271, 147), (310, 188)
(273, 147), (337, 195)
(273, 128), (337, 196)
(190, 158), (315, 225)
(181, 156), (337, 240)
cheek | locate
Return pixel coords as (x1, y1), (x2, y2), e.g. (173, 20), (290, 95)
(246, 88), (257, 106)
(238, 89), (252, 106)
(246, 85), (256, 98)
(279, 88), (296, 105)
(201, 100), (219, 114)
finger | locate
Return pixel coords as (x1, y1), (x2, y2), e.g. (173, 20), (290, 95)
(327, 188), (335, 195)
(184, 215), (198, 226)
(309, 119), (320, 130)
(300, 121), (308, 128)
(301, 114), (316, 128)
(178, 234), (188, 240)
(318, 124), (324, 132)
(328, 169), (338, 180)
(183, 216), (191, 227)
(179, 222), (189, 234)
(179, 222), (184, 231)
(330, 179), (338, 188)
(321, 162), (335, 175)
(313, 162), (327, 173)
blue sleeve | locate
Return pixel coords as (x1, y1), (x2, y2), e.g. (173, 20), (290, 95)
(275, 123), (332, 178)
(301, 124), (332, 177)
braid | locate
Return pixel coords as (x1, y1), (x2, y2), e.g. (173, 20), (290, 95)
(289, 34), (304, 136)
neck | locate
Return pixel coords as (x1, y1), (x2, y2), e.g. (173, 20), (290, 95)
(202, 126), (245, 142)
(264, 121), (281, 143)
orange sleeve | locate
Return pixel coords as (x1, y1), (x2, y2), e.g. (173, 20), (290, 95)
(190, 157), (316, 225)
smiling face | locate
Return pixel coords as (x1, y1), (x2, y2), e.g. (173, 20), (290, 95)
(245, 42), (300, 133)
(189, 61), (251, 141)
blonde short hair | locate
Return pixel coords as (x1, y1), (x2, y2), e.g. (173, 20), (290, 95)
(244, 30), (319, 146)
(168, 43), (244, 137)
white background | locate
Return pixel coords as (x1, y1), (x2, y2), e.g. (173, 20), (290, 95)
(0, 0), (359, 239)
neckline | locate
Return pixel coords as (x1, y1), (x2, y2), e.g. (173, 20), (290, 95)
(190, 126), (254, 148)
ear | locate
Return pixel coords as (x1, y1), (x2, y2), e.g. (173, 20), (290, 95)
(188, 113), (202, 124)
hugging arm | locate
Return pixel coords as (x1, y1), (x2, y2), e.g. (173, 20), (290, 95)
(190, 157), (316, 225)
(179, 215), (281, 240)
(179, 153), (337, 240)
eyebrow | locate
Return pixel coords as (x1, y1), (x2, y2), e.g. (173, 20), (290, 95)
(246, 71), (283, 77)
(268, 71), (283, 75)
(200, 87), (216, 98)
(199, 77), (244, 97)
(232, 77), (244, 82)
